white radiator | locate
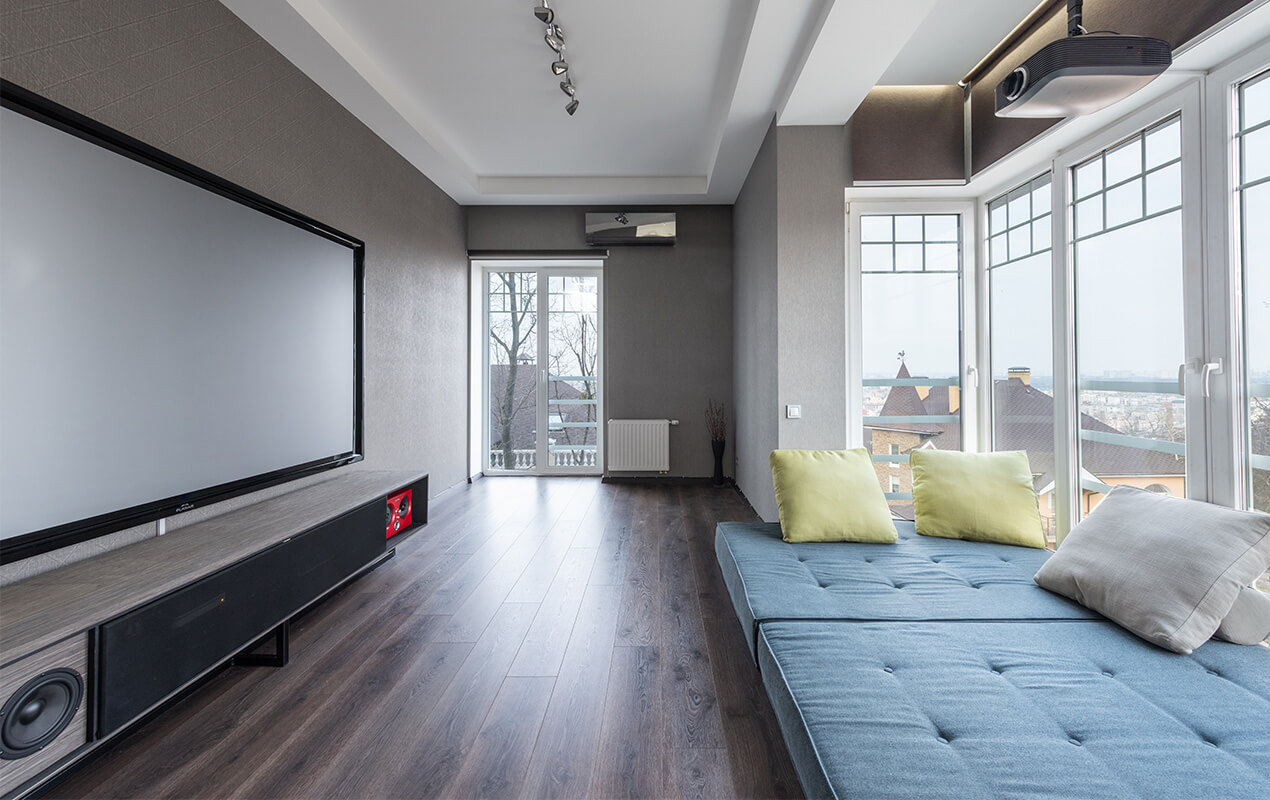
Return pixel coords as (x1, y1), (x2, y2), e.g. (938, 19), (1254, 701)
(607, 419), (671, 471)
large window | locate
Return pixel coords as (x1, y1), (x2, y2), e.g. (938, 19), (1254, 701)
(859, 213), (963, 518)
(1071, 117), (1188, 516)
(988, 174), (1056, 541)
(1237, 71), (1270, 596)
(1238, 70), (1270, 522)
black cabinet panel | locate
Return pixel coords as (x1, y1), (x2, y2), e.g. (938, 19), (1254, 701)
(97, 502), (383, 735)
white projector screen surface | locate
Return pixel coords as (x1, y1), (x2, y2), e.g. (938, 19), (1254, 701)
(0, 105), (358, 542)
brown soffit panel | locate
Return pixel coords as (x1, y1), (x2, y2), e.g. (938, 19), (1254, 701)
(970, 0), (1257, 175)
(851, 85), (966, 183)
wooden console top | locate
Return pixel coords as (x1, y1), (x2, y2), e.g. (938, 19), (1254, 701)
(0, 470), (425, 665)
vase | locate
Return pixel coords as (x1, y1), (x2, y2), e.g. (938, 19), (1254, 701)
(711, 439), (726, 486)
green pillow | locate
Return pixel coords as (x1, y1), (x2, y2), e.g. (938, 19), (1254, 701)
(769, 449), (897, 544)
(910, 449), (1045, 548)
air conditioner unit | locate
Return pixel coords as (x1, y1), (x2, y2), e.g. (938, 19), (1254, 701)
(585, 212), (676, 246)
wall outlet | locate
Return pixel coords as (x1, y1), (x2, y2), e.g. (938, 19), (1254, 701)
(786, 404), (802, 419)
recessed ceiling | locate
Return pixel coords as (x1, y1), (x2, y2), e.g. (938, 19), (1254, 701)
(218, 0), (1050, 204)
(877, 0), (1049, 85)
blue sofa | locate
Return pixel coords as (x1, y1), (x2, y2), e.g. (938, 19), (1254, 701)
(716, 520), (1270, 799)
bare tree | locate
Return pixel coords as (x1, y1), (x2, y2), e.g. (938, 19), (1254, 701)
(488, 273), (537, 468)
(547, 304), (598, 463)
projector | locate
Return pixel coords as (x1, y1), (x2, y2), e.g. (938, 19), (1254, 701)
(995, 34), (1172, 118)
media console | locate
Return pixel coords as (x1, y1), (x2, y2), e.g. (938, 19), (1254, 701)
(0, 470), (427, 798)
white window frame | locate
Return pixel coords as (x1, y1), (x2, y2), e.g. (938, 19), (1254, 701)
(847, 200), (980, 453)
(1204, 38), (1270, 510)
(1049, 81), (1206, 538)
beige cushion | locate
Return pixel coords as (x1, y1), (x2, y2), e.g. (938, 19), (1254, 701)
(1214, 585), (1270, 645)
(1034, 485), (1270, 654)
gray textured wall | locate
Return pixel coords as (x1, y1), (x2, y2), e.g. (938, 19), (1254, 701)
(776, 126), (848, 452)
(466, 206), (734, 478)
(731, 122), (850, 521)
(731, 122), (780, 521)
(0, 0), (468, 584)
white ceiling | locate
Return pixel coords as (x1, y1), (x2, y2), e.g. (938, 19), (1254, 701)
(218, 0), (1047, 204)
(878, 0), (1048, 85)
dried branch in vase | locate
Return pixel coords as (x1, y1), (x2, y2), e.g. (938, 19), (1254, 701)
(706, 400), (728, 442)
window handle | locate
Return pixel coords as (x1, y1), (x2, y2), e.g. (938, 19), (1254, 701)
(1178, 362), (1187, 395)
(1200, 359), (1223, 398)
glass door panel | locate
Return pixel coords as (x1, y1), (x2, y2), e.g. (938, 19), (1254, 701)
(1071, 117), (1189, 515)
(1237, 71), (1270, 594)
(487, 271), (538, 472)
(545, 274), (600, 472)
(859, 213), (964, 519)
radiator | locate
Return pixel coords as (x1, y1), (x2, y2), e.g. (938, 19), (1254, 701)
(607, 419), (671, 472)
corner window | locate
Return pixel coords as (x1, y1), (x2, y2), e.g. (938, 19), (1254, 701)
(1071, 117), (1187, 516)
(1237, 70), (1270, 525)
(987, 174), (1055, 542)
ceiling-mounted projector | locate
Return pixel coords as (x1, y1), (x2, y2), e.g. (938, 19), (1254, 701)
(995, 0), (1171, 118)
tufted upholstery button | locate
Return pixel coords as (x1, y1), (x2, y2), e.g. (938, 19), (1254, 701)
(883, 666), (894, 673)
(1206, 669), (1220, 677)
(936, 736), (949, 744)
(1102, 671), (1114, 678)
(1203, 740), (1218, 748)
(1068, 738), (1082, 747)
(990, 667), (1002, 675)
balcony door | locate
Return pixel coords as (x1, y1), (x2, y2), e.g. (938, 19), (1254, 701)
(483, 266), (603, 475)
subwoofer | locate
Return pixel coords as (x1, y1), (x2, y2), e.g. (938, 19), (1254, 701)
(1, 669), (81, 759)
(0, 634), (90, 797)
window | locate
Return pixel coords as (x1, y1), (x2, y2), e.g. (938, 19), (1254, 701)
(1237, 70), (1270, 521)
(1236, 70), (1270, 596)
(1071, 117), (1187, 516)
(859, 212), (964, 518)
(987, 174), (1056, 541)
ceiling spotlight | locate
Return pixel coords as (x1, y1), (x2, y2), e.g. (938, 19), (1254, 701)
(615, 213), (629, 225)
(533, 3), (553, 24)
(544, 23), (565, 51)
(560, 79), (575, 97)
(565, 98), (579, 116)
(551, 59), (569, 75)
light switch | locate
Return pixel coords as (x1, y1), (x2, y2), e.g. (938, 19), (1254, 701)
(786, 404), (802, 419)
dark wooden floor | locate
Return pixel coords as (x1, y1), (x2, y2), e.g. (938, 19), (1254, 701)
(52, 478), (803, 799)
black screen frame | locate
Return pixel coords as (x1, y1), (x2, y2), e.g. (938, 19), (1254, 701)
(0, 80), (365, 565)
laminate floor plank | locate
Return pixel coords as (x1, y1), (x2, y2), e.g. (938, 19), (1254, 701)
(507, 546), (599, 677)
(46, 480), (801, 800)
(659, 508), (726, 750)
(588, 644), (664, 799)
(446, 676), (555, 800)
(517, 583), (621, 800)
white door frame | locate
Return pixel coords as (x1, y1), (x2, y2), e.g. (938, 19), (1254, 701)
(476, 260), (604, 477)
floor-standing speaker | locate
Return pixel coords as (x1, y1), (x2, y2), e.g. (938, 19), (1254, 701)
(0, 634), (90, 797)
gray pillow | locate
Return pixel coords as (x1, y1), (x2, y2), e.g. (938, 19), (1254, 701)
(1214, 585), (1270, 645)
(1034, 485), (1270, 654)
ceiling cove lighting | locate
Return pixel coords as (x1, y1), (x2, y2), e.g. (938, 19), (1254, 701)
(534, 2), (578, 116)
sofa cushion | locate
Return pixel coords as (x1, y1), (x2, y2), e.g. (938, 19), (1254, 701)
(769, 448), (897, 543)
(759, 620), (1270, 800)
(1215, 585), (1270, 645)
(1035, 485), (1270, 653)
(715, 520), (1097, 661)
(911, 449), (1046, 548)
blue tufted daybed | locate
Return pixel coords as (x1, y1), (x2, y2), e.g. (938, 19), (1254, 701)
(716, 520), (1270, 799)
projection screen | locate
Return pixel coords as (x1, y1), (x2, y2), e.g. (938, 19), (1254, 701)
(0, 87), (363, 560)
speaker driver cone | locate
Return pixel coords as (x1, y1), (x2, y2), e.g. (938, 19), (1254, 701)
(1, 668), (82, 759)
